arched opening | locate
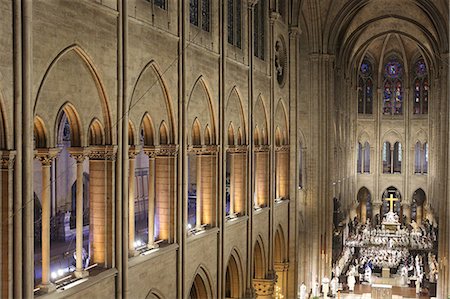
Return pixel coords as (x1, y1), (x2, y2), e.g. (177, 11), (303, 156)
(381, 186), (402, 220)
(159, 121), (169, 145)
(88, 119), (104, 146)
(192, 119), (202, 146)
(224, 252), (242, 298)
(412, 188), (426, 226)
(188, 270), (212, 299)
(204, 125), (211, 146)
(356, 187), (372, 224)
(274, 228), (287, 298)
(253, 240), (265, 279)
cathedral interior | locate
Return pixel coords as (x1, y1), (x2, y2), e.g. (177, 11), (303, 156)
(0, 0), (449, 298)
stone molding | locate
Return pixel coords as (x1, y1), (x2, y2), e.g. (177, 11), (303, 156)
(227, 145), (248, 153)
(254, 145), (270, 152)
(68, 147), (91, 163)
(35, 148), (60, 166)
(188, 145), (219, 154)
(128, 145), (141, 159)
(88, 145), (117, 160)
(0, 150), (16, 169)
(143, 145), (179, 157)
(253, 278), (275, 296)
(274, 261), (289, 272)
(275, 145), (290, 152)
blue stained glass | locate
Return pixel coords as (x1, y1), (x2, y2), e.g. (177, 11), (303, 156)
(154, 0), (166, 9)
(360, 62), (371, 75)
(416, 59), (427, 77)
(385, 59), (403, 79)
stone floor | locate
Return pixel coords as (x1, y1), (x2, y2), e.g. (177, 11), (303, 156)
(338, 284), (431, 299)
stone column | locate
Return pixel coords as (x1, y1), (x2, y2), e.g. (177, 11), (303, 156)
(276, 146), (289, 199)
(156, 145), (178, 242)
(403, 204), (411, 225)
(88, 146), (117, 266)
(360, 199), (367, 223)
(196, 151), (202, 229)
(275, 150), (280, 199)
(144, 148), (156, 248)
(128, 147), (139, 256)
(416, 204), (423, 226)
(200, 147), (217, 226)
(35, 149), (59, 292)
(274, 262), (289, 298)
(68, 147), (90, 278)
(231, 146), (247, 215)
(229, 152), (235, 216)
(255, 146), (269, 208)
(0, 151), (15, 298)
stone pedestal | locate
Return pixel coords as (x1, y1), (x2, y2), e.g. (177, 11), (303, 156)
(382, 268), (390, 278)
(371, 284), (392, 299)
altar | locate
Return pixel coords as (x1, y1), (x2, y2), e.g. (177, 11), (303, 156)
(371, 283), (392, 299)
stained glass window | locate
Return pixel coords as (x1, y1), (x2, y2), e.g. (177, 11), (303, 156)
(227, 0), (234, 44)
(201, 0), (210, 32)
(190, 0), (199, 26)
(358, 57), (373, 114)
(227, 0), (242, 48)
(413, 58), (428, 114)
(153, 0), (166, 9)
(190, 0), (210, 32)
(383, 57), (404, 115)
(254, 0), (265, 60)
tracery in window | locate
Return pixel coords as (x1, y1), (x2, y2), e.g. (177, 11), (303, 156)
(413, 58), (429, 115)
(414, 141), (429, 174)
(190, 0), (210, 32)
(227, 0), (242, 48)
(254, 0), (265, 60)
(383, 57), (404, 115)
(358, 58), (373, 114)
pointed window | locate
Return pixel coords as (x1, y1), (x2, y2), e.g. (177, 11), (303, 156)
(383, 57), (404, 115)
(358, 58), (374, 114)
(412, 58), (429, 115)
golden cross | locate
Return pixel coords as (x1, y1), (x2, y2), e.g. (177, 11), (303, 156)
(386, 194), (399, 213)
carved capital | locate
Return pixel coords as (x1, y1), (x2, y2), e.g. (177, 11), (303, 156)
(289, 26), (301, 39)
(143, 146), (158, 158)
(270, 11), (280, 23)
(128, 145), (141, 159)
(253, 278), (275, 296)
(157, 144), (179, 156)
(275, 145), (290, 152)
(88, 145), (117, 160)
(68, 147), (90, 163)
(274, 262), (289, 272)
(35, 148), (60, 166)
(248, 0), (259, 8)
(0, 150), (16, 169)
(254, 145), (270, 152)
(227, 145), (248, 153)
(189, 145), (219, 155)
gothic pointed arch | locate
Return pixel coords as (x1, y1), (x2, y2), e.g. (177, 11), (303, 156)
(145, 289), (165, 299)
(35, 45), (112, 145)
(226, 87), (247, 145)
(140, 113), (155, 146)
(159, 121), (169, 145)
(187, 76), (217, 145)
(128, 120), (137, 146)
(130, 60), (175, 144)
(253, 236), (266, 279)
(228, 122), (235, 146)
(224, 248), (244, 298)
(275, 99), (288, 145)
(88, 118), (105, 146)
(274, 225), (286, 263)
(192, 118), (202, 146)
(189, 265), (214, 299)
(34, 116), (48, 148)
(254, 95), (269, 145)
(54, 103), (83, 147)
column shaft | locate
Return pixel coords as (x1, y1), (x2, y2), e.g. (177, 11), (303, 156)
(128, 157), (136, 255)
(196, 154), (202, 228)
(148, 157), (155, 247)
(41, 164), (51, 285)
